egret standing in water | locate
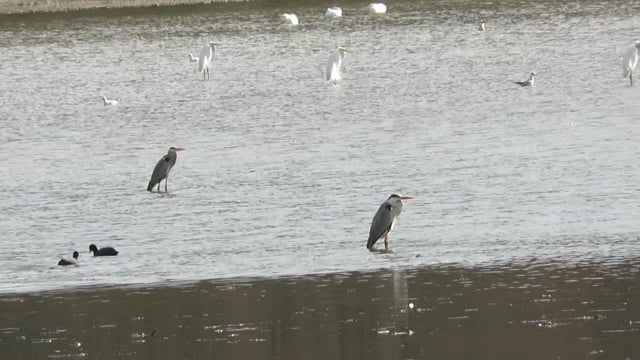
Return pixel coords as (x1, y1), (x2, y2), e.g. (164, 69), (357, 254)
(147, 147), (186, 193)
(622, 41), (640, 85)
(326, 46), (350, 83)
(367, 194), (414, 251)
(198, 41), (220, 80)
(515, 72), (536, 87)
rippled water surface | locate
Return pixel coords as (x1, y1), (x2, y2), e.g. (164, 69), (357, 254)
(0, 0), (639, 293)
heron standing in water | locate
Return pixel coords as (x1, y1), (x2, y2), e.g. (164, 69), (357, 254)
(147, 147), (186, 193)
(367, 194), (414, 251)
(198, 41), (220, 80)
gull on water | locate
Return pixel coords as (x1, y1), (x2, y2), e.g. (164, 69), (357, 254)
(479, 22), (486, 31)
(515, 72), (535, 87)
(368, 3), (387, 14)
(102, 96), (119, 106)
(325, 7), (342, 18)
(281, 13), (299, 25)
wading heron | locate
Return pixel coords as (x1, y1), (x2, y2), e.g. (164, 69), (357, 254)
(147, 147), (186, 193)
(367, 194), (414, 251)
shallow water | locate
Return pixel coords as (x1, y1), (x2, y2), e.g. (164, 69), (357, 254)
(1, 263), (639, 359)
(0, 0), (639, 294)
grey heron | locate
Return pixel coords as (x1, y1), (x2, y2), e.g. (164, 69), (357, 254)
(326, 46), (350, 83)
(147, 147), (186, 193)
(58, 251), (79, 266)
(198, 41), (220, 80)
(89, 244), (119, 256)
(367, 194), (414, 250)
(622, 41), (640, 85)
(515, 72), (535, 87)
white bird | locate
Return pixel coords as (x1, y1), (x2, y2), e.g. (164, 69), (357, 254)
(281, 13), (299, 25)
(367, 194), (414, 251)
(102, 96), (119, 106)
(479, 22), (486, 31)
(188, 53), (198, 62)
(198, 41), (220, 80)
(622, 41), (640, 85)
(515, 72), (535, 87)
(325, 46), (350, 83)
(368, 3), (387, 14)
(325, 7), (342, 18)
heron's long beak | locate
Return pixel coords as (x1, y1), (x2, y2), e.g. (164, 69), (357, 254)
(175, 147), (186, 151)
(399, 196), (414, 200)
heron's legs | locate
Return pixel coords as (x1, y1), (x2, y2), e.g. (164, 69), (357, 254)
(156, 183), (160, 193)
(631, 72), (634, 86)
(165, 176), (169, 192)
(384, 233), (389, 250)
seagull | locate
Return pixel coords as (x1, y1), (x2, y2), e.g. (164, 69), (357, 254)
(281, 13), (299, 25)
(325, 7), (342, 18)
(102, 96), (119, 106)
(515, 72), (536, 87)
(479, 22), (486, 31)
(188, 53), (198, 62)
(368, 3), (387, 14)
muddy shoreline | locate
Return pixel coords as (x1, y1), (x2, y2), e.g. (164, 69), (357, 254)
(0, 0), (247, 15)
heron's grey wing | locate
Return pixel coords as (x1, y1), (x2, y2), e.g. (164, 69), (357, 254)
(147, 155), (170, 191)
(367, 202), (393, 249)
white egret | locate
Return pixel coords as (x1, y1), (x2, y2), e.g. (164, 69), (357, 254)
(102, 96), (119, 106)
(622, 40), (640, 85)
(325, 7), (342, 18)
(479, 22), (486, 31)
(188, 53), (198, 62)
(367, 194), (414, 251)
(368, 3), (387, 14)
(198, 41), (220, 80)
(515, 72), (535, 87)
(325, 46), (350, 83)
(281, 13), (299, 25)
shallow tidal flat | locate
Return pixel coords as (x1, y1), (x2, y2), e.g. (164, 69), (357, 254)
(1, 261), (639, 359)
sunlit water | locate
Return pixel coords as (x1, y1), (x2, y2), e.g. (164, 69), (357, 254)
(0, 0), (639, 294)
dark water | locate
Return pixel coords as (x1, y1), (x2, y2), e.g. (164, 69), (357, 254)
(1, 263), (639, 359)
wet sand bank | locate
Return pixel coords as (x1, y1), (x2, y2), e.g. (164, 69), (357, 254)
(1, 261), (638, 359)
(0, 0), (243, 14)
